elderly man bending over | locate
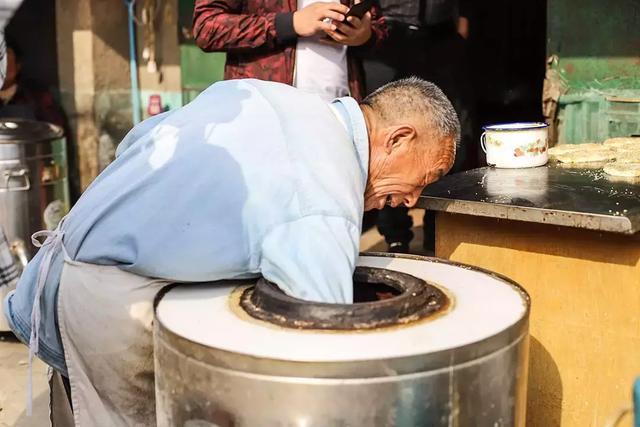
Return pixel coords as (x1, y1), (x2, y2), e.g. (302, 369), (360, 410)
(5, 77), (458, 426)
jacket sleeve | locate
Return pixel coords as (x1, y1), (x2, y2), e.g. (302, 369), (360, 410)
(260, 215), (360, 304)
(193, 0), (298, 53)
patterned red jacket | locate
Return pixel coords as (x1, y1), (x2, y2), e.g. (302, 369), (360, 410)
(193, 0), (387, 100)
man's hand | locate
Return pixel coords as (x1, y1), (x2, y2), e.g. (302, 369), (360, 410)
(293, 2), (349, 38)
(325, 12), (372, 47)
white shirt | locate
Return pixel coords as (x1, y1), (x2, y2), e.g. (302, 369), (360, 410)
(294, 0), (350, 102)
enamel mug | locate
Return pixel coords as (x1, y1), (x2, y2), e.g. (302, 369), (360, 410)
(481, 122), (549, 168)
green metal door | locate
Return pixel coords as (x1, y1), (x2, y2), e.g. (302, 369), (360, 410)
(548, 0), (640, 144)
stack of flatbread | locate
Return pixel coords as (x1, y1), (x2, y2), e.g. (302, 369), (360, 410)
(549, 137), (640, 177)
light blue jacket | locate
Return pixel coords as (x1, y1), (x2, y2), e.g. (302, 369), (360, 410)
(4, 79), (369, 375)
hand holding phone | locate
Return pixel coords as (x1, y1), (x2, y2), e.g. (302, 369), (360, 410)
(323, 0), (373, 47)
(293, 2), (349, 37)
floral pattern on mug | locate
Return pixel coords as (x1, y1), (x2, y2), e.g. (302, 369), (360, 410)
(514, 139), (547, 157)
(487, 137), (502, 147)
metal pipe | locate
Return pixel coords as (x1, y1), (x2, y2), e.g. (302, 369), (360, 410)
(125, 0), (141, 125)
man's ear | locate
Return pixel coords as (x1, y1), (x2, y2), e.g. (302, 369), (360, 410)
(383, 124), (417, 154)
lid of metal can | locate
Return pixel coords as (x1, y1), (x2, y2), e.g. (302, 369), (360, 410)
(0, 119), (63, 144)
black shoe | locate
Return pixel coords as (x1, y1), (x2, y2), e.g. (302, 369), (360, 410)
(388, 242), (409, 253)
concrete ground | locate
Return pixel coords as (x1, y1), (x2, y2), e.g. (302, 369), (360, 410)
(0, 333), (49, 427)
(0, 209), (427, 426)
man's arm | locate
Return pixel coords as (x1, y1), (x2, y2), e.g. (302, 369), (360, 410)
(193, 0), (294, 52)
(260, 215), (360, 304)
(193, 0), (349, 53)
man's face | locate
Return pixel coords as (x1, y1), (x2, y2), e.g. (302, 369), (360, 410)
(364, 126), (454, 211)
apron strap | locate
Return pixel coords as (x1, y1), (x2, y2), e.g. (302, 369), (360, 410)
(26, 216), (67, 416)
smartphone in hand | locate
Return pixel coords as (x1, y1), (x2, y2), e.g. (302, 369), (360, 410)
(345, 0), (373, 19)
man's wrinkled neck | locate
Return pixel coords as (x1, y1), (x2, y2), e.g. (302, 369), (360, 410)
(360, 104), (377, 185)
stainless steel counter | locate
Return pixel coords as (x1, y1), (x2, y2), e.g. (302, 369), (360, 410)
(418, 164), (640, 234)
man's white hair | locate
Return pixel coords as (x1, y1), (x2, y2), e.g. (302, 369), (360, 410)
(361, 77), (461, 152)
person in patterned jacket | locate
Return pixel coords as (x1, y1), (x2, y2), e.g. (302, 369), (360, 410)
(193, 0), (387, 101)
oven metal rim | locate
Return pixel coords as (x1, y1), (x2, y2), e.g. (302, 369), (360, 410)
(154, 253), (530, 378)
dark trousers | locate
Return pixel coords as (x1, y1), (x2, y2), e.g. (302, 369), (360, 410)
(50, 370), (74, 426)
(363, 22), (477, 249)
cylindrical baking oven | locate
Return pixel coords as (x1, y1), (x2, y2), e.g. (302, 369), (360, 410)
(0, 119), (69, 259)
(154, 254), (530, 426)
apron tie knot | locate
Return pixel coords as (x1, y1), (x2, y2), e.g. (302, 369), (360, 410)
(26, 221), (66, 416)
(31, 229), (63, 249)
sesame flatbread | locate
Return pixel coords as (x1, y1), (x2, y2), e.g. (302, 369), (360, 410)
(548, 143), (603, 159)
(555, 161), (608, 170)
(554, 148), (616, 164)
(613, 149), (640, 163)
(606, 175), (640, 184)
(603, 162), (640, 177)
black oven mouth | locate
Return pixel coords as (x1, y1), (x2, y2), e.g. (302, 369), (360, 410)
(239, 266), (449, 330)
